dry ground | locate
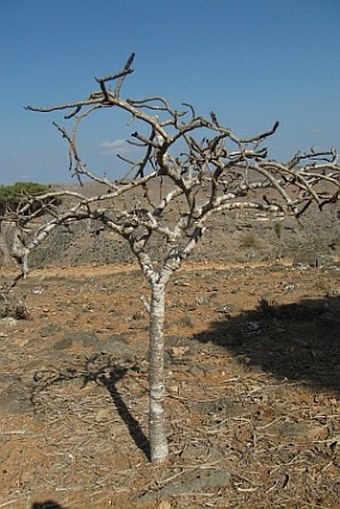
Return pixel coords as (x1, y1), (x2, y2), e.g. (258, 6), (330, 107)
(0, 259), (339, 509)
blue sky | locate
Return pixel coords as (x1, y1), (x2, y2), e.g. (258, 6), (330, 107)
(1, 0), (339, 185)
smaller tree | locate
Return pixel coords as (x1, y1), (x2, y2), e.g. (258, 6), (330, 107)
(0, 182), (61, 271)
(13, 54), (340, 463)
(0, 181), (62, 221)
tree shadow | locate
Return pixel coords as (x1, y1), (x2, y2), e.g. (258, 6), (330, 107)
(31, 353), (150, 460)
(193, 295), (340, 392)
(83, 353), (151, 460)
(32, 502), (67, 509)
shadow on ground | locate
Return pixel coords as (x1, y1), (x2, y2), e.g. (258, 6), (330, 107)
(83, 353), (150, 459)
(31, 353), (150, 460)
(193, 295), (340, 393)
(32, 502), (67, 509)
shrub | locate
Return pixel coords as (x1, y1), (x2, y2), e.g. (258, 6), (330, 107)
(0, 294), (29, 319)
(239, 231), (258, 249)
(273, 220), (283, 240)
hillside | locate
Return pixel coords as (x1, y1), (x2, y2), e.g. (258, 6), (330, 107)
(24, 181), (340, 269)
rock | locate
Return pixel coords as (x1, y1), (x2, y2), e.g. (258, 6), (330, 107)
(244, 320), (261, 334)
(71, 331), (99, 348)
(164, 350), (173, 365)
(39, 325), (59, 337)
(53, 331), (100, 350)
(100, 334), (130, 355)
(273, 422), (324, 440)
(199, 361), (216, 373)
(165, 335), (200, 355)
(0, 381), (34, 414)
(52, 335), (73, 350)
(95, 407), (112, 422)
(193, 396), (245, 418)
(139, 467), (230, 502)
(165, 335), (191, 347)
(188, 365), (202, 376)
(258, 420), (325, 441)
(196, 295), (210, 305)
(0, 317), (18, 328)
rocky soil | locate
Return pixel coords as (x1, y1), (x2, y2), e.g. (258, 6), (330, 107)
(0, 258), (339, 509)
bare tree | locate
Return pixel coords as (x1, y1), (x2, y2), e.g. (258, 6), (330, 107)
(15, 54), (339, 463)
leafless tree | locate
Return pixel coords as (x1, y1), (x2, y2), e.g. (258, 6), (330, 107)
(16, 54), (340, 463)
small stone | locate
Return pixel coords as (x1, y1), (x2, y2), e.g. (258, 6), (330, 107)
(101, 334), (130, 354)
(170, 346), (190, 358)
(39, 325), (58, 337)
(0, 382), (33, 414)
(158, 502), (172, 509)
(95, 408), (112, 422)
(0, 317), (18, 327)
(196, 295), (210, 305)
(272, 422), (324, 440)
(200, 361), (216, 373)
(244, 321), (261, 333)
(188, 365), (202, 376)
(52, 335), (73, 350)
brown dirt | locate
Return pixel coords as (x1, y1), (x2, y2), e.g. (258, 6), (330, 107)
(0, 259), (339, 509)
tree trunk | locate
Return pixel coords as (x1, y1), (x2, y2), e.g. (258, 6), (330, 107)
(0, 224), (16, 268)
(148, 281), (169, 463)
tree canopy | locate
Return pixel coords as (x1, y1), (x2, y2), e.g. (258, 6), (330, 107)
(0, 181), (61, 220)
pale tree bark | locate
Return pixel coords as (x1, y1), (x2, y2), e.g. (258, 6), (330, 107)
(148, 280), (168, 463)
(8, 54), (339, 463)
(0, 223), (15, 268)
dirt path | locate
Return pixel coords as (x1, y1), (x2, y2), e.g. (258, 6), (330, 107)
(3, 258), (295, 281)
